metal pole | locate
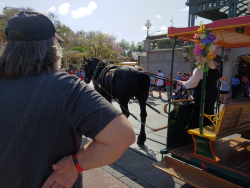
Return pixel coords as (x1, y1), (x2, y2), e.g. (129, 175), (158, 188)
(138, 56), (140, 66)
(216, 47), (224, 113)
(166, 37), (177, 149)
(199, 71), (207, 135)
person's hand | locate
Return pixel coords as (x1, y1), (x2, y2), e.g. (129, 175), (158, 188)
(42, 155), (79, 188)
(178, 81), (184, 86)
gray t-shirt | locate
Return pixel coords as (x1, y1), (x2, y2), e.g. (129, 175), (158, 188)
(220, 80), (230, 91)
(0, 70), (121, 188)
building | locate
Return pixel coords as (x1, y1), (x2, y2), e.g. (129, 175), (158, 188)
(141, 1), (250, 97)
(187, 0), (250, 26)
(141, 31), (195, 78)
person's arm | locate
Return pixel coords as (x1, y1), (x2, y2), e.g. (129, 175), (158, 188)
(179, 68), (203, 89)
(77, 114), (134, 169)
(42, 115), (134, 188)
(42, 80), (135, 188)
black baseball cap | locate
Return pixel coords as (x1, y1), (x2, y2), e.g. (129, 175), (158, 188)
(5, 11), (64, 42)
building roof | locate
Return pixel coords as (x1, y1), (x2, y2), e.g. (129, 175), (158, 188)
(219, 0), (250, 17)
(148, 30), (168, 40)
(186, 0), (250, 21)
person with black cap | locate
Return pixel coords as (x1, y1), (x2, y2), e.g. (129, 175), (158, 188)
(0, 11), (135, 188)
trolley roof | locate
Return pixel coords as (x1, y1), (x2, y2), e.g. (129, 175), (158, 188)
(168, 15), (250, 48)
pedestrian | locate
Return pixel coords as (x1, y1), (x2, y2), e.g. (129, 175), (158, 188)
(189, 72), (192, 78)
(245, 82), (250, 98)
(231, 75), (240, 99)
(241, 75), (249, 96)
(79, 70), (84, 81)
(148, 73), (154, 96)
(0, 11), (135, 188)
(82, 69), (85, 80)
(181, 73), (189, 81)
(156, 69), (164, 99)
(220, 76), (230, 104)
(166, 73), (174, 102)
(176, 72), (182, 90)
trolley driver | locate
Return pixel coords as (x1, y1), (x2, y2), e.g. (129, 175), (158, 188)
(178, 67), (220, 129)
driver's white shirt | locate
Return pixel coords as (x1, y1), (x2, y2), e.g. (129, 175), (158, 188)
(183, 68), (203, 89)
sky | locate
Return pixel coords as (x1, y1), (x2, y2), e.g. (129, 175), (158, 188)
(0, 0), (212, 43)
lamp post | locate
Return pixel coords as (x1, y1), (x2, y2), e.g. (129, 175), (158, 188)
(132, 42), (147, 66)
(145, 19), (152, 37)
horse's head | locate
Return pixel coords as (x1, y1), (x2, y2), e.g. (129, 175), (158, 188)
(84, 57), (101, 84)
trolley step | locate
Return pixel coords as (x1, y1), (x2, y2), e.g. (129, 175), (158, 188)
(152, 156), (242, 188)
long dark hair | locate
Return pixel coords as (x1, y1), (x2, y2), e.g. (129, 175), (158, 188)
(0, 31), (62, 79)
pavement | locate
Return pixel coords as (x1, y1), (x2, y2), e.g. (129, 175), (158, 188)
(81, 82), (250, 188)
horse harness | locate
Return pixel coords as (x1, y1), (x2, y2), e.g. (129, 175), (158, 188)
(92, 62), (147, 101)
(92, 62), (119, 101)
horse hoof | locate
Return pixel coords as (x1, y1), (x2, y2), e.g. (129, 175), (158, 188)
(137, 136), (146, 145)
(137, 140), (145, 145)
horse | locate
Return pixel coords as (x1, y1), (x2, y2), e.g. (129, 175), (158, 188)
(84, 57), (150, 145)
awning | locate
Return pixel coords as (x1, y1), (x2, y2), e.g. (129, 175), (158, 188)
(168, 15), (250, 48)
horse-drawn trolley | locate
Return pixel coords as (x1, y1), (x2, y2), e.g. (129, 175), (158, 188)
(153, 15), (250, 188)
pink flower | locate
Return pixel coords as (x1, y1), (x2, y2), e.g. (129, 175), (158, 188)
(194, 44), (201, 56)
(193, 33), (199, 39)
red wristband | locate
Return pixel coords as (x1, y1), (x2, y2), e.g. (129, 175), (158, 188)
(72, 154), (83, 172)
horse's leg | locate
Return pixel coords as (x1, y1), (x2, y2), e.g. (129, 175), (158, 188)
(136, 98), (147, 145)
(119, 100), (130, 118)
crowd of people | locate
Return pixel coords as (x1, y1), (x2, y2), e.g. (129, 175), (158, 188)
(150, 70), (193, 101)
(150, 69), (250, 103)
(61, 68), (86, 81)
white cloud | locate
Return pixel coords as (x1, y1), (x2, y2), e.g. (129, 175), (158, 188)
(71, 1), (97, 19)
(141, 26), (147, 30)
(152, 26), (155, 30)
(157, 15), (161, 18)
(59, 3), (70, 15)
(49, 6), (55, 11)
(179, 7), (189, 12)
(160, 26), (167, 30)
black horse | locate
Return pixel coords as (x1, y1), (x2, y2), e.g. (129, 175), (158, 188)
(84, 57), (150, 145)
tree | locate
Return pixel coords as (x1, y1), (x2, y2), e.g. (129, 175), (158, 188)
(80, 31), (119, 58)
(111, 42), (125, 56)
(69, 47), (85, 53)
(127, 41), (137, 57)
(46, 12), (73, 49)
(119, 39), (130, 56)
(0, 7), (34, 28)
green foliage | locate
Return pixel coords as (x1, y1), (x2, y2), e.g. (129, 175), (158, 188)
(127, 41), (138, 57)
(188, 46), (195, 57)
(151, 38), (184, 50)
(0, 7), (34, 28)
(69, 47), (85, 53)
(80, 31), (119, 58)
(46, 12), (73, 48)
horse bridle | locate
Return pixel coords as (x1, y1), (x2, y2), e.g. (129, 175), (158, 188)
(85, 60), (106, 83)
